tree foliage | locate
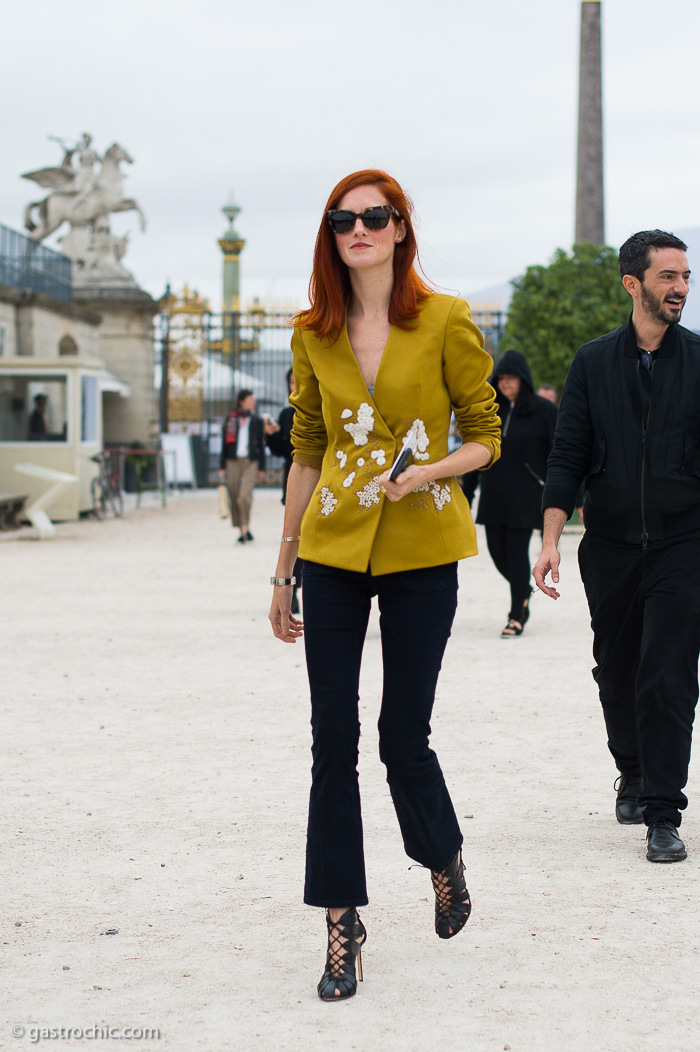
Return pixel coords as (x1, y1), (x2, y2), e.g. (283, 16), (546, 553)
(503, 243), (631, 392)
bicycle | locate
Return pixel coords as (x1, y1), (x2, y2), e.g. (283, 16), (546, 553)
(90, 451), (124, 519)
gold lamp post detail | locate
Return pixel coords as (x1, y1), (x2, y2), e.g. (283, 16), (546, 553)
(218, 194), (245, 356)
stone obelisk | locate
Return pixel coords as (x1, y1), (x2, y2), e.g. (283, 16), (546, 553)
(575, 0), (604, 245)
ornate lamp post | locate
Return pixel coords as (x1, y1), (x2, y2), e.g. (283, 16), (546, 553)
(218, 195), (246, 361)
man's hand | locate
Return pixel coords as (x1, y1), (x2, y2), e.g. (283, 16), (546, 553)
(258, 470), (265, 484)
(532, 544), (561, 599)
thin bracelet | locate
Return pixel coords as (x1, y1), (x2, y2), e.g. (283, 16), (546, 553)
(280, 535), (301, 542)
(271, 576), (296, 586)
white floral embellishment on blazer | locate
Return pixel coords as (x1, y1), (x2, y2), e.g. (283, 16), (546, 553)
(370, 449), (387, 467)
(319, 487), (338, 516)
(413, 480), (452, 511)
(357, 478), (382, 508)
(410, 418), (430, 462)
(336, 449), (348, 469)
(430, 481), (452, 510)
(343, 402), (375, 446)
(343, 472), (356, 488)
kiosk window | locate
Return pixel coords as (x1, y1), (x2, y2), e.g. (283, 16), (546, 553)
(0, 374), (69, 442)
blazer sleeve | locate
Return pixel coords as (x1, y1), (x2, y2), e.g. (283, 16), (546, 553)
(542, 348), (593, 516)
(289, 327), (327, 470)
(442, 297), (501, 467)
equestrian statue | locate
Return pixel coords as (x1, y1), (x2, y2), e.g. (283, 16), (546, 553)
(21, 134), (146, 277)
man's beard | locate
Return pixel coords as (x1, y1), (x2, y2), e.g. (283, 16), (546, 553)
(640, 282), (684, 325)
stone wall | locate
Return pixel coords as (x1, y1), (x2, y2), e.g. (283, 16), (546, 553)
(74, 288), (158, 445)
(0, 285), (102, 359)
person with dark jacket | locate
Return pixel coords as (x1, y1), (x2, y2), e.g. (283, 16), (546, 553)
(533, 229), (697, 864)
(28, 394), (48, 439)
(265, 368), (302, 612)
(264, 368), (296, 503)
(463, 350), (557, 637)
(219, 389), (266, 544)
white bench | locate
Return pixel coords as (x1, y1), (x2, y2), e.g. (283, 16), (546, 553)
(14, 463), (78, 539)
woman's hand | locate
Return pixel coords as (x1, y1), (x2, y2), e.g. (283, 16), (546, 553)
(375, 464), (426, 502)
(269, 585), (304, 643)
(264, 420), (280, 435)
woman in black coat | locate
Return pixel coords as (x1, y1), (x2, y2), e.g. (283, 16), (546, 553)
(264, 367), (296, 503)
(462, 350), (557, 637)
(264, 368), (302, 612)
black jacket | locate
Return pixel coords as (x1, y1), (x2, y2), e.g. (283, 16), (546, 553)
(463, 350), (558, 529)
(264, 405), (294, 502)
(543, 317), (700, 545)
(220, 412), (266, 470)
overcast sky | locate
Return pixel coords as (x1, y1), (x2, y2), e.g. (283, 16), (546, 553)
(2, 0), (700, 313)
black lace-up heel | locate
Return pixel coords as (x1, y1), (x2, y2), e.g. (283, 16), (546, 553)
(317, 908), (367, 1001)
(431, 849), (472, 939)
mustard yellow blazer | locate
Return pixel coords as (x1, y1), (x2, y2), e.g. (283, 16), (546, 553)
(290, 293), (501, 575)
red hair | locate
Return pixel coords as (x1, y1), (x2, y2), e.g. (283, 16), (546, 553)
(296, 169), (433, 339)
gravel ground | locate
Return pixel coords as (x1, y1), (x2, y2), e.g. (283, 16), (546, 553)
(2, 489), (699, 1052)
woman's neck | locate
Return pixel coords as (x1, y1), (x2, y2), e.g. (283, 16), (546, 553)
(347, 265), (394, 321)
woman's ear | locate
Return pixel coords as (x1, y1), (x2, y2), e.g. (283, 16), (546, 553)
(395, 220), (407, 244)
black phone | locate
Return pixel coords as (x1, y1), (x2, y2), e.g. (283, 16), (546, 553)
(388, 445), (412, 482)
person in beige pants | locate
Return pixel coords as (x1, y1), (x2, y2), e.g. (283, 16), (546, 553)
(219, 390), (266, 544)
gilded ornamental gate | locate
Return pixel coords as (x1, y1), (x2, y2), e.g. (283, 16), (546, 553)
(156, 287), (504, 486)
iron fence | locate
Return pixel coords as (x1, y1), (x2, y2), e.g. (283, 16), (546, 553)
(0, 223), (72, 302)
(157, 303), (505, 487)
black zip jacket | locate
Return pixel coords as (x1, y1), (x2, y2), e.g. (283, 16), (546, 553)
(462, 350), (557, 529)
(543, 316), (700, 546)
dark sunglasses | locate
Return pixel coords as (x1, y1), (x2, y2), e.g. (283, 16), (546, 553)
(326, 204), (401, 234)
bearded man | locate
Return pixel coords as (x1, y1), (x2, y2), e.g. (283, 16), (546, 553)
(534, 230), (698, 863)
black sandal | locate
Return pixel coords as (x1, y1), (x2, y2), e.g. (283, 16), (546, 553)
(431, 850), (472, 939)
(501, 618), (523, 637)
(501, 590), (532, 637)
(317, 908), (366, 1001)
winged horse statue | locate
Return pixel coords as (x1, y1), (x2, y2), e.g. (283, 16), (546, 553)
(22, 135), (146, 253)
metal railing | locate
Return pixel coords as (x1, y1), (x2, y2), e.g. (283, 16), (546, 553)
(156, 302), (506, 487)
(0, 223), (72, 302)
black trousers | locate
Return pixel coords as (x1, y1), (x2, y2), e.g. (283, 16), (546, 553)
(578, 533), (700, 826)
(301, 560), (463, 908)
(484, 523), (533, 617)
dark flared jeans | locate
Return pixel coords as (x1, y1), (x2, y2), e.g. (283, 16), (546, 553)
(578, 533), (700, 826)
(301, 560), (463, 908)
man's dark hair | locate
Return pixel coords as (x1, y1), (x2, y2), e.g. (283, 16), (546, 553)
(236, 388), (254, 406)
(618, 230), (687, 281)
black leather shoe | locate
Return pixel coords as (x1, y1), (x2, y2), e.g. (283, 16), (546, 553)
(615, 775), (644, 824)
(246, 530), (254, 541)
(646, 819), (687, 862)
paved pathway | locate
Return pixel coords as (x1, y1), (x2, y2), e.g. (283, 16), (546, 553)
(2, 490), (699, 1052)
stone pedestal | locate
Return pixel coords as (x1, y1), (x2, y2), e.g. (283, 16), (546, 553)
(73, 284), (158, 445)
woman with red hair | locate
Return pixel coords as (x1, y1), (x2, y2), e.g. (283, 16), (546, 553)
(269, 170), (501, 1001)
